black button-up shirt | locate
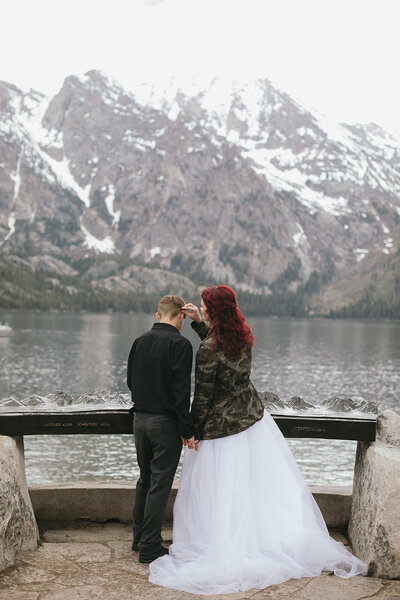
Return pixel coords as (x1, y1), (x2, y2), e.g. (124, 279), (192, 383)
(127, 322), (194, 439)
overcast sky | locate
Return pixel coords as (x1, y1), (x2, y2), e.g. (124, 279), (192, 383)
(2, 0), (400, 135)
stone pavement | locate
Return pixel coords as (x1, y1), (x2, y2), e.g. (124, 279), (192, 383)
(0, 522), (399, 600)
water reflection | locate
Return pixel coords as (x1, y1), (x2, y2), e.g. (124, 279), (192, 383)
(1, 312), (399, 486)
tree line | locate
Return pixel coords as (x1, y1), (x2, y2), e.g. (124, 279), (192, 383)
(1, 257), (399, 319)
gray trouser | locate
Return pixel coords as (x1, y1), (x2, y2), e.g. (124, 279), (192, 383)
(133, 412), (182, 552)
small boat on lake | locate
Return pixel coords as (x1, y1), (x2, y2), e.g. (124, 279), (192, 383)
(0, 319), (12, 337)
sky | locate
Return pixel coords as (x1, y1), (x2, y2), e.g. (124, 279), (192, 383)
(1, 0), (400, 135)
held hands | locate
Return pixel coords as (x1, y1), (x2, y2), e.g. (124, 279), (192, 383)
(180, 304), (200, 452)
(181, 436), (199, 451)
(182, 303), (202, 324)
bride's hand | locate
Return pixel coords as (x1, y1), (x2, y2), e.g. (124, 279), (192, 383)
(182, 436), (199, 451)
(182, 303), (201, 324)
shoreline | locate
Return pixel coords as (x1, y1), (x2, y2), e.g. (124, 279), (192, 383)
(1, 307), (400, 323)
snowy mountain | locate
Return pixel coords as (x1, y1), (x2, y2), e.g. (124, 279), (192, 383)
(0, 70), (399, 312)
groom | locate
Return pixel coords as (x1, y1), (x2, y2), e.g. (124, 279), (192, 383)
(127, 295), (197, 564)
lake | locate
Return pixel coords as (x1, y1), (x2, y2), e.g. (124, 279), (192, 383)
(0, 310), (399, 486)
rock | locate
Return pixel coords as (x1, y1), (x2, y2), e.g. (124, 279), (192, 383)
(20, 395), (47, 407)
(321, 396), (378, 414)
(321, 395), (357, 412)
(6, 255), (32, 269)
(81, 260), (120, 280)
(0, 436), (39, 572)
(0, 397), (21, 408)
(29, 255), (78, 277)
(349, 437), (400, 578)
(96, 264), (199, 296)
(45, 391), (75, 406)
(288, 396), (314, 410)
(259, 391), (285, 411)
(377, 410), (400, 449)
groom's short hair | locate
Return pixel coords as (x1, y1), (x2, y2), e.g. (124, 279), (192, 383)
(158, 295), (185, 319)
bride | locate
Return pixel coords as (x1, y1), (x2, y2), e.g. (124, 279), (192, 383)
(149, 284), (367, 595)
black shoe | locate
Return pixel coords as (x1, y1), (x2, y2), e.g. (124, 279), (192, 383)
(133, 534), (164, 552)
(139, 545), (169, 564)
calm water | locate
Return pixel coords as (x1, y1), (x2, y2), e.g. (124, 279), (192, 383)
(0, 311), (399, 486)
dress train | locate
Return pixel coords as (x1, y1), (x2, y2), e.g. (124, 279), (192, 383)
(149, 411), (367, 595)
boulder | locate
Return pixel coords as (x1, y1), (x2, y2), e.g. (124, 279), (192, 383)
(349, 411), (400, 578)
(0, 435), (38, 572)
(377, 409), (400, 448)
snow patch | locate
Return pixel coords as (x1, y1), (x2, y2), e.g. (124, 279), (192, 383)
(104, 184), (121, 226)
(168, 102), (180, 121)
(247, 147), (351, 216)
(227, 130), (240, 144)
(382, 223), (390, 234)
(149, 246), (161, 258)
(3, 213), (16, 243)
(17, 95), (63, 149)
(293, 223), (307, 247)
(123, 132), (156, 151)
(297, 126), (317, 139)
(134, 138), (156, 151)
(46, 156), (91, 207)
(154, 127), (166, 137)
(271, 148), (309, 169)
(76, 73), (90, 85)
(354, 248), (368, 262)
(11, 151), (23, 199)
(81, 222), (115, 254)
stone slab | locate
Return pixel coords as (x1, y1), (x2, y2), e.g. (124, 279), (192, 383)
(40, 521), (133, 543)
(29, 481), (137, 523)
(309, 485), (352, 528)
(30, 481), (352, 528)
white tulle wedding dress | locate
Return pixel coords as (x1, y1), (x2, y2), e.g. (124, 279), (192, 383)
(149, 411), (367, 595)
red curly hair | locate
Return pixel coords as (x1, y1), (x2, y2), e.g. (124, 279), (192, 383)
(201, 285), (254, 359)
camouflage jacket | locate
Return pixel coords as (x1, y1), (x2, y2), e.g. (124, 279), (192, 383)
(190, 320), (264, 440)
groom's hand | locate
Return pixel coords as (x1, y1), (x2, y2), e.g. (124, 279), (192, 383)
(182, 435), (199, 451)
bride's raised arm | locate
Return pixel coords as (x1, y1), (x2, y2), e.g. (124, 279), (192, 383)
(182, 303), (209, 340)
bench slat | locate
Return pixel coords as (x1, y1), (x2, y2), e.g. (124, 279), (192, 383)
(0, 410), (376, 440)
